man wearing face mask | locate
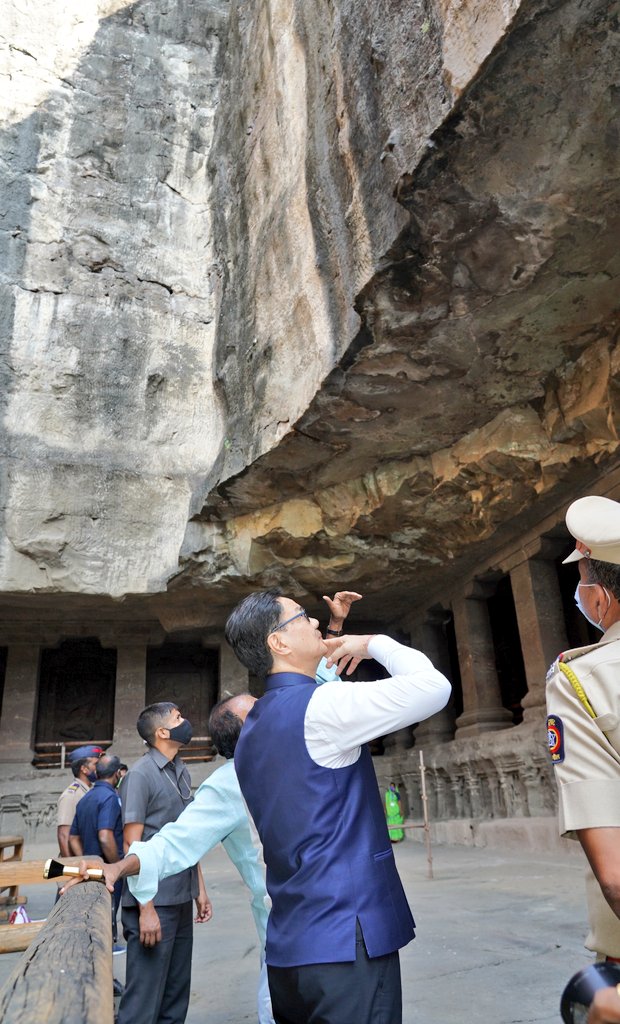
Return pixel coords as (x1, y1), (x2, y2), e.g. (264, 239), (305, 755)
(69, 753), (124, 940)
(546, 494), (620, 965)
(117, 703), (211, 1024)
(56, 745), (103, 858)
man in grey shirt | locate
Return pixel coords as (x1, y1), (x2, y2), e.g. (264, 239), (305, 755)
(117, 702), (211, 1024)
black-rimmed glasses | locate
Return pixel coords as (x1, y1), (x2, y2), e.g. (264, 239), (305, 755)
(271, 609), (309, 632)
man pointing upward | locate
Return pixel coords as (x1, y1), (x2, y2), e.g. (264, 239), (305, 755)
(226, 588), (451, 1024)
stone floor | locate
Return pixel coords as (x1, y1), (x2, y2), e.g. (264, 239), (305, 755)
(0, 839), (594, 1023)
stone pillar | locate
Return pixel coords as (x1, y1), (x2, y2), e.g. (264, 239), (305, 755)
(510, 557), (569, 718)
(382, 726), (413, 753)
(410, 616), (456, 745)
(219, 641), (249, 698)
(112, 645), (148, 762)
(0, 644), (40, 764)
(453, 586), (513, 737)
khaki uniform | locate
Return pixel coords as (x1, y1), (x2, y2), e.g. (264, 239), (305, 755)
(546, 619), (620, 956)
(57, 778), (90, 828)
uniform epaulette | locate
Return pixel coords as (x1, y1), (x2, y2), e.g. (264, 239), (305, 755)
(546, 656), (561, 681)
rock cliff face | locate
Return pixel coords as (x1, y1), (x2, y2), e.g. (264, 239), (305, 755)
(0, 0), (227, 597)
(179, 0), (620, 624)
(0, 0), (618, 627)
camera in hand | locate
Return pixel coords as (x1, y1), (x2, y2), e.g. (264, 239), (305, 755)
(561, 962), (620, 1023)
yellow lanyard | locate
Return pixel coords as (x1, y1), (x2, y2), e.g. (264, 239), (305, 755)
(558, 661), (597, 719)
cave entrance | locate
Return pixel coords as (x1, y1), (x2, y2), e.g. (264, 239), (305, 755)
(487, 575), (528, 724)
(146, 643), (219, 762)
(35, 637), (116, 766)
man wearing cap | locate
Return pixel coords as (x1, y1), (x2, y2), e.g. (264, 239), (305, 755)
(546, 494), (620, 967)
(56, 744), (103, 857)
(69, 753), (124, 939)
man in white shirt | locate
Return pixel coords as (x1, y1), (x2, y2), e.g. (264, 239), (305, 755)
(226, 588), (451, 1024)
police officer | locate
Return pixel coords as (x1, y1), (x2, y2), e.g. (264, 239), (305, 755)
(56, 744), (103, 857)
(546, 494), (620, 961)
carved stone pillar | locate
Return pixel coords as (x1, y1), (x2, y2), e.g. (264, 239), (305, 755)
(522, 764), (546, 816)
(219, 641), (249, 698)
(453, 586), (513, 737)
(410, 616), (456, 744)
(112, 644), (147, 762)
(510, 557), (569, 718)
(0, 644), (39, 764)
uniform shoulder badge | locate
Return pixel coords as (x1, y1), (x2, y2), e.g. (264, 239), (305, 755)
(547, 715), (565, 764)
(546, 652), (565, 680)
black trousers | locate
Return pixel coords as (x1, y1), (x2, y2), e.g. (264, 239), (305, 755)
(116, 902), (193, 1024)
(267, 924), (402, 1024)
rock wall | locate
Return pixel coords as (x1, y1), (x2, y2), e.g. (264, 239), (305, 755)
(0, 0), (227, 597)
(0, 0), (618, 629)
(207, 0), (528, 487)
(181, 0), (619, 625)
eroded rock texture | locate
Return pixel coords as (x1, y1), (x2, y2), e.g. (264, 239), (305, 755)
(0, 0), (618, 628)
(0, 0), (227, 597)
(179, 0), (620, 626)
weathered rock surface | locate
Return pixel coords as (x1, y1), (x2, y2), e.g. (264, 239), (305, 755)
(0, 0), (227, 597)
(0, 0), (618, 630)
(181, 0), (619, 625)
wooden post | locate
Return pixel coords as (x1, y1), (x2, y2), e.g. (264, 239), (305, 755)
(0, 837), (25, 911)
(419, 750), (433, 880)
(0, 922), (44, 954)
(0, 883), (113, 1024)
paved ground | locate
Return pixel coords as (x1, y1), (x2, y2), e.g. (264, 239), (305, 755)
(0, 839), (594, 1023)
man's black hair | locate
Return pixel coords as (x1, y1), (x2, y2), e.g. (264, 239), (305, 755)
(585, 559), (620, 601)
(224, 589), (283, 679)
(208, 698), (244, 759)
(96, 754), (122, 779)
(137, 702), (178, 746)
(71, 757), (91, 779)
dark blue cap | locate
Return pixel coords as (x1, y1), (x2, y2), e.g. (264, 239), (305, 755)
(67, 745), (104, 763)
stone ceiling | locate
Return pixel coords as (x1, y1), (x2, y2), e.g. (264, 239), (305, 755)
(0, 0), (618, 635)
(168, 0), (620, 627)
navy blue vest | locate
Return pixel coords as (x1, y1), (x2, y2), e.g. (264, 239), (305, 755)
(234, 672), (416, 967)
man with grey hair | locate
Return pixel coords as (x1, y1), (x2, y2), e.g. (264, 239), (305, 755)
(546, 494), (620, 976)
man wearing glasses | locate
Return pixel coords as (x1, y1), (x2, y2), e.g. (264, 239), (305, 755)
(226, 588), (451, 1024)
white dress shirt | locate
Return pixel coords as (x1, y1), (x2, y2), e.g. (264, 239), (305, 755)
(305, 634), (451, 768)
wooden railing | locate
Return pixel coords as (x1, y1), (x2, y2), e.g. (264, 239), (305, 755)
(0, 837), (26, 920)
(33, 740), (112, 770)
(0, 855), (103, 954)
(0, 881), (113, 1024)
(33, 735), (217, 768)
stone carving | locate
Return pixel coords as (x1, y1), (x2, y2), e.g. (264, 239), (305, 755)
(378, 720), (557, 826)
(21, 795), (57, 840)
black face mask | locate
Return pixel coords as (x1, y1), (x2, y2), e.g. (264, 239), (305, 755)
(167, 719), (193, 746)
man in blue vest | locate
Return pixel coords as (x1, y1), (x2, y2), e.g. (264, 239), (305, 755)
(226, 588), (451, 1024)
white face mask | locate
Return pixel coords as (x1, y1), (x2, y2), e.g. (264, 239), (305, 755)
(574, 582), (611, 633)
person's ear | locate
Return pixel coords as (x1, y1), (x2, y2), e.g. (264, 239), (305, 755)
(267, 631), (290, 658)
